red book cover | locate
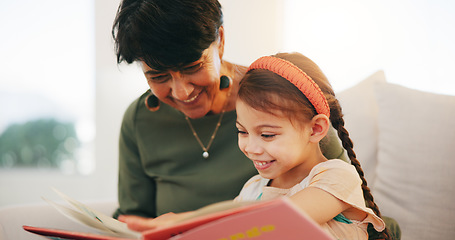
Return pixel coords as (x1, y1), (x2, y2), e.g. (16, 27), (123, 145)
(22, 225), (134, 240)
(142, 198), (334, 240)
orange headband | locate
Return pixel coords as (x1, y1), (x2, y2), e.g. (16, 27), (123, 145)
(247, 56), (330, 117)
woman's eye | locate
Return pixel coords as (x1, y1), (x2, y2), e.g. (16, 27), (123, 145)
(149, 75), (170, 83)
(182, 63), (202, 74)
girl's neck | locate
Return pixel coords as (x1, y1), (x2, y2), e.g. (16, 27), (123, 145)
(270, 148), (327, 189)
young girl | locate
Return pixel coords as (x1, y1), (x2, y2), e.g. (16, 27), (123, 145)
(120, 52), (389, 239)
(234, 52), (388, 239)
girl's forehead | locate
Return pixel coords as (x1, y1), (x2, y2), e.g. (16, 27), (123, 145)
(237, 100), (288, 123)
(236, 98), (311, 130)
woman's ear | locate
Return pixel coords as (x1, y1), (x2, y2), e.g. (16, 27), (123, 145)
(217, 26), (225, 59)
(309, 114), (330, 143)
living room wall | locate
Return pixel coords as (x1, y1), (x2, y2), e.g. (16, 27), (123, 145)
(0, 0), (284, 207)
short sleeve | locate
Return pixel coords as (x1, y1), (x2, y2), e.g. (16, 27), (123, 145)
(307, 160), (385, 231)
(307, 160), (363, 205)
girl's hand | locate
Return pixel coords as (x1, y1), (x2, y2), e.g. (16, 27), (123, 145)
(118, 211), (192, 232)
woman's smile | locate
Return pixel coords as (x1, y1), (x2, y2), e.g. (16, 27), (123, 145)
(182, 91), (200, 103)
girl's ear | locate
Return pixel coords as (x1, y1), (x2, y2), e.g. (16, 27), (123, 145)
(309, 114), (330, 143)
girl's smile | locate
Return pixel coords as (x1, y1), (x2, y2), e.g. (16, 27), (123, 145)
(253, 160), (276, 170)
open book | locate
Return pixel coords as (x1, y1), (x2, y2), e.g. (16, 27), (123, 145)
(24, 188), (141, 239)
(23, 189), (334, 240)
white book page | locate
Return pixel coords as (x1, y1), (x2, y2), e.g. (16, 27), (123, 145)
(44, 188), (141, 239)
(42, 197), (116, 234)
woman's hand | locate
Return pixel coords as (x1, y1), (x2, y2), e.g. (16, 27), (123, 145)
(118, 212), (192, 232)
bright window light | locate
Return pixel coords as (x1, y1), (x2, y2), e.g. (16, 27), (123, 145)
(283, 0), (455, 96)
(0, 0), (95, 174)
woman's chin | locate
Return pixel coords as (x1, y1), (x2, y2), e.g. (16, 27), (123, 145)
(181, 107), (211, 119)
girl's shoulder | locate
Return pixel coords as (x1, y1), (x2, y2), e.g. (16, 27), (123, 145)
(303, 159), (361, 188)
(235, 175), (269, 202)
(312, 159), (357, 174)
(242, 174), (269, 188)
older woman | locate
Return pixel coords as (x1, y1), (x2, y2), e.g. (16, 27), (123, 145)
(111, 0), (347, 219)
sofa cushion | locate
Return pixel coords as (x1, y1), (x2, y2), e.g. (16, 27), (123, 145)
(373, 82), (455, 240)
(337, 70), (386, 185)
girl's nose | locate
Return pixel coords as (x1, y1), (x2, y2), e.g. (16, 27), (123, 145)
(244, 138), (263, 156)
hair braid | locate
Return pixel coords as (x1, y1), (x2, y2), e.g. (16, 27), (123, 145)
(329, 97), (391, 240)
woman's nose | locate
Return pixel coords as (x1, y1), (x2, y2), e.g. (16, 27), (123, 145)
(170, 74), (194, 101)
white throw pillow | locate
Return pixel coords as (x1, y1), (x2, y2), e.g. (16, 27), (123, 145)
(337, 70), (386, 185)
(373, 82), (455, 240)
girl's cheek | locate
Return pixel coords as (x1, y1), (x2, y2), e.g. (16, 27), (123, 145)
(237, 138), (248, 155)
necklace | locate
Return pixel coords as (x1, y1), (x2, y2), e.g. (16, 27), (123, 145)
(185, 87), (232, 159)
(185, 111), (225, 159)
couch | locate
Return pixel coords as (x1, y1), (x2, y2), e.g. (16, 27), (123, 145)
(337, 70), (455, 240)
(1, 71), (454, 240)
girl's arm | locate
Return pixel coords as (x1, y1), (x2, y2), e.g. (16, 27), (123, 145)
(289, 186), (351, 225)
(119, 211), (194, 232)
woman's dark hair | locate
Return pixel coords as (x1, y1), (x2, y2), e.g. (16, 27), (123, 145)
(112, 0), (223, 71)
(238, 52), (391, 240)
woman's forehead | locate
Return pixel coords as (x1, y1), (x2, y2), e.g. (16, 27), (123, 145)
(141, 44), (215, 73)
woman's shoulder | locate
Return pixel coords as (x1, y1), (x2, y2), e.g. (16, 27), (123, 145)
(122, 90), (150, 118)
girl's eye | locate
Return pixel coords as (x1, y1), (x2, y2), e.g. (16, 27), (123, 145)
(237, 130), (247, 135)
(261, 134), (276, 139)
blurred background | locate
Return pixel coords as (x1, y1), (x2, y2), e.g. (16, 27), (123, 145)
(1, 0), (454, 207)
